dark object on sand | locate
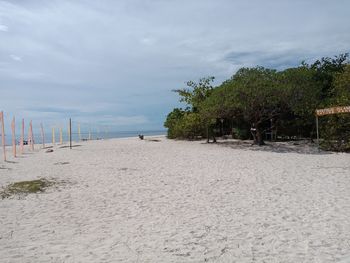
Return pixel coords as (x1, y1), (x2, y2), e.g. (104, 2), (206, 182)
(147, 139), (161, 142)
(17, 140), (28, 145)
(45, 149), (54, 153)
(138, 134), (144, 140)
(59, 145), (81, 149)
(54, 162), (69, 165)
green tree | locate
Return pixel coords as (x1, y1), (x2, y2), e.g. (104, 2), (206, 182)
(200, 82), (238, 119)
(164, 54), (350, 151)
(225, 67), (283, 145)
(200, 81), (246, 141)
(310, 53), (348, 102)
(173, 76), (215, 112)
(320, 65), (350, 151)
(165, 77), (215, 140)
(176, 112), (205, 139)
(164, 108), (186, 139)
(278, 66), (320, 138)
(333, 64), (350, 104)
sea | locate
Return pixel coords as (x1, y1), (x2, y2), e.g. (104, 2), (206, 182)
(1, 130), (167, 146)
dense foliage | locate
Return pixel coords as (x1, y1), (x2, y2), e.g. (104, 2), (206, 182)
(165, 54), (350, 151)
(319, 64), (350, 151)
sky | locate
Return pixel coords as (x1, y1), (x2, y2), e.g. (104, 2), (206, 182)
(0, 0), (349, 132)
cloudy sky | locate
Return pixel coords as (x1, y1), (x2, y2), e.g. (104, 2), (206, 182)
(0, 0), (349, 132)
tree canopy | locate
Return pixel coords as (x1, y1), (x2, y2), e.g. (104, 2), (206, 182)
(164, 54), (350, 151)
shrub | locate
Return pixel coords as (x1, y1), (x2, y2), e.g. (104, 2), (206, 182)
(232, 127), (250, 140)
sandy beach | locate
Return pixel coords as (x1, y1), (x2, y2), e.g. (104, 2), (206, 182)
(0, 137), (349, 262)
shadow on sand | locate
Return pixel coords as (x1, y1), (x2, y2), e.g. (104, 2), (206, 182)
(59, 145), (82, 149)
(207, 139), (335, 155)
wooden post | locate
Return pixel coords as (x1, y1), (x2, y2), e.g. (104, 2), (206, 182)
(11, 117), (16, 157)
(21, 119), (24, 154)
(59, 127), (63, 144)
(68, 121), (71, 142)
(69, 118), (72, 149)
(0, 111), (6, 161)
(78, 123), (81, 141)
(40, 123), (45, 149)
(316, 116), (319, 150)
(30, 121), (34, 151)
(52, 127), (55, 145)
(28, 122), (32, 151)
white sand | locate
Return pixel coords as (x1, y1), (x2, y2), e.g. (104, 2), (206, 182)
(0, 137), (349, 262)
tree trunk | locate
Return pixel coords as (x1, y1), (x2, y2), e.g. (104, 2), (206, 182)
(256, 128), (265, 145)
(251, 122), (265, 145)
(250, 123), (258, 144)
(206, 125), (209, 143)
(251, 131), (257, 144)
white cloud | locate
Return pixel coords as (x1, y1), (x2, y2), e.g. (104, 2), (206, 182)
(0, 0), (349, 131)
(93, 115), (149, 126)
(50, 115), (151, 131)
(0, 24), (8, 31)
(10, 54), (22, 62)
(140, 37), (156, 45)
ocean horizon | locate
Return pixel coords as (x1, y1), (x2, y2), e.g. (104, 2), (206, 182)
(1, 129), (167, 146)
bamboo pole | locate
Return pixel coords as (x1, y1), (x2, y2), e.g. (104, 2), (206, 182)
(59, 127), (63, 144)
(21, 119), (24, 154)
(11, 117), (16, 157)
(30, 121), (34, 151)
(78, 123), (81, 141)
(28, 122), (32, 150)
(69, 118), (72, 149)
(0, 111), (6, 161)
(52, 127), (55, 145)
(40, 123), (45, 149)
(68, 121), (71, 142)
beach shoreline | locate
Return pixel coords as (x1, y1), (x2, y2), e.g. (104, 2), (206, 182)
(0, 136), (349, 262)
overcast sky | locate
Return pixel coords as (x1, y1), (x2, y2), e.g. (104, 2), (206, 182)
(0, 0), (349, 131)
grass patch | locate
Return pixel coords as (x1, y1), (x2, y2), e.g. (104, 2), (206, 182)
(0, 179), (56, 199)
